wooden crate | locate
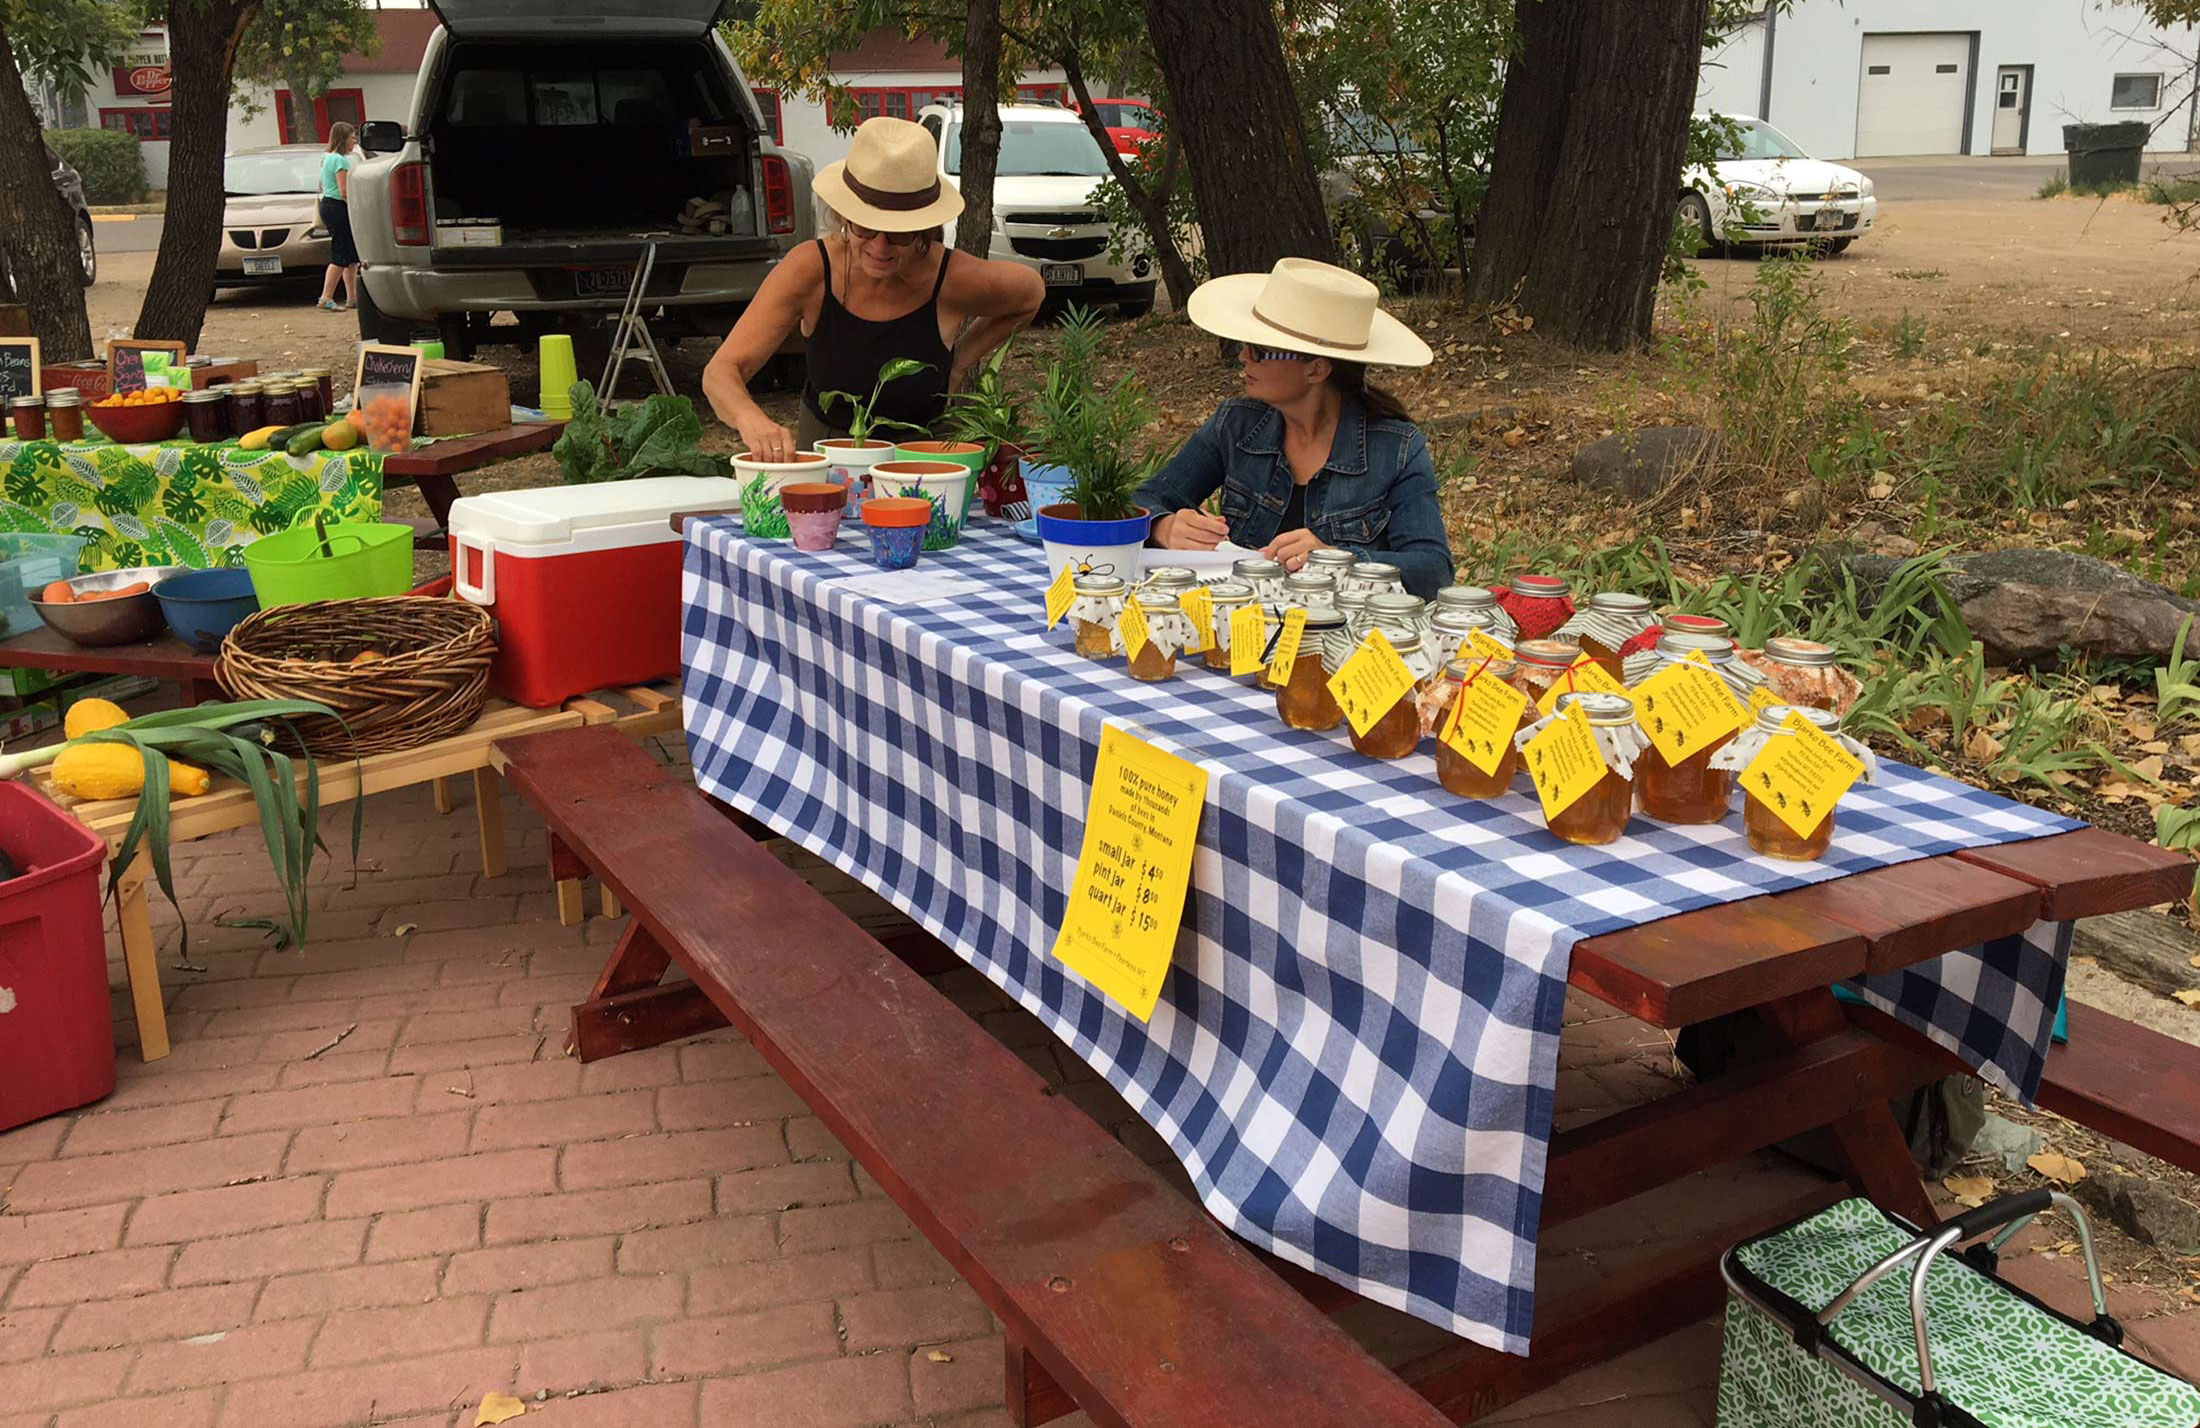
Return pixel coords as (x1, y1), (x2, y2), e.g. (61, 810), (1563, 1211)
(417, 359), (511, 437)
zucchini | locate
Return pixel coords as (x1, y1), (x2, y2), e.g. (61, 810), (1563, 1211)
(262, 423), (322, 454)
(286, 426), (328, 457)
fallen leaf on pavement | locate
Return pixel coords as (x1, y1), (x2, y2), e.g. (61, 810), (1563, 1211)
(474, 1393), (526, 1426)
(1943, 1174), (1996, 1208)
(392, 923), (417, 937)
(2027, 1152), (2088, 1185)
(2174, 989), (2200, 1008)
(927, 1350), (954, 1363)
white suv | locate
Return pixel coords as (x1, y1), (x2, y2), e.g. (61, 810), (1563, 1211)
(916, 102), (1156, 317)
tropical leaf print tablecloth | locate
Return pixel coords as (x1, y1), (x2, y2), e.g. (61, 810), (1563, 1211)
(0, 437), (384, 572)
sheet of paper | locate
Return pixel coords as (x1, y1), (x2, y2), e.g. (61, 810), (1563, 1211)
(1631, 659), (1744, 765)
(1152, 543), (1259, 577)
(1523, 703), (1609, 821)
(1051, 726), (1210, 1022)
(1741, 711), (1865, 838)
(826, 569), (984, 604)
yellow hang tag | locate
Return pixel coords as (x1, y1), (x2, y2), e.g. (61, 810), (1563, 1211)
(1464, 628), (1513, 663)
(1052, 726), (1210, 1022)
(1535, 656), (1630, 717)
(1442, 666), (1531, 776)
(1749, 684), (1785, 714)
(1740, 711), (1865, 839)
(1631, 659), (1745, 766)
(1044, 563), (1077, 629)
(1118, 597), (1151, 661)
(1523, 703), (1611, 823)
(1326, 628), (1419, 738)
(1230, 605), (1268, 678)
(1683, 648), (1713, 666)
(1264, 607), (1309, 688)
(1179, 586), (1214, 654)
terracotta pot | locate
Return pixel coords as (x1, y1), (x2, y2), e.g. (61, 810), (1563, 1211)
(869, 460), (974, 551)
(779, 482), (849, 516)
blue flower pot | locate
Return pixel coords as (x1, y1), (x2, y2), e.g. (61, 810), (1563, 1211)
(1034, 503), (1150, 587)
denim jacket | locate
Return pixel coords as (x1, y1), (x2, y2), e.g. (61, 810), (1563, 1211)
(1134, 397), (1455, 598)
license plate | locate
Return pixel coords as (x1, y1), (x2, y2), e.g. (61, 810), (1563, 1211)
(1041, 263), (1083, 287)
(1809, 210), (1845, 232)
(574, 268), (633, 297)
(243, 256), (282, 275)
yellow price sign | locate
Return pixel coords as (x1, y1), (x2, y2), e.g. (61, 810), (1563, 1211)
(1044, 563), (1077, 629)
(1264, 607), (1309, 688)
(1749, 684), (1785, 714)
(1118, 597), (1151, 661)
(1179, 586), (1214, 654)
(1230, 605), (1268, 678)
(1051, 725), (1210, 1022)
(1326, 628), (1419, 738)
(1463, 628), (1513, 664)
(1740, 710), (1865, 839)
(1631, 659), (1745, 766)
(1441, 667), (1530, 776)
(1534, 656), (1631, 717)
(1522, 702), (1611, 822)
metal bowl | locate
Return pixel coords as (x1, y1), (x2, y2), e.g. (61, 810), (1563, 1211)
(27, 566), (190, 647)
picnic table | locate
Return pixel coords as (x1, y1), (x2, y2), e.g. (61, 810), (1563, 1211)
(666, 517), (2189, 1415)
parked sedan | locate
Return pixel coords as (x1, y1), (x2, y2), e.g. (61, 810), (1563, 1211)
(1681, 113), (1877, 254)
(214, 145), (332, 289)
(1073, 98), (1162, 157)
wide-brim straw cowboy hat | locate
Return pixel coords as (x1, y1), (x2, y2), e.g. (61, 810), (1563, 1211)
(814, 116), (965, 231)
(1186, 257), (1434, 367)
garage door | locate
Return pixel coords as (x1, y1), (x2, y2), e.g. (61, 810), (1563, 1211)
(1856, 33), (1972, 156)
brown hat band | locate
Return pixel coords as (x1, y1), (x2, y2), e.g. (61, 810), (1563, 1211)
(1252, 301), (1369, 352)
(843, 169), (943, 212)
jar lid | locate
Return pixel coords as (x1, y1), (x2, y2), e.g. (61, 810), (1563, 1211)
(182, 388), (227, 404)
(1515, 638), (1581, 669)
(1143, 565), (1197, 590)
(1664, 612), (1731, 636)
(1654, 630), (1736, 662)
(1352, 560), (1402, 583)
(1232, 557), (1286, 579)
(1335, 591), (1371, 613)
(1435, 584), (1499, 610)
(1764, 635), (1838, 668)
(1305, 548), (1358, 569)
(1205, 579), (1255, 604)
(44, 389), (81, 406)
(1510, 573), (1572, 598)
(300, 367), (331, 377)
(1367, 592), (1424, 620)
(9, 394), (43, 408)
(1302, 604), (1347, 629)
(1073, 574), (1127, 597)
(1555, 690), (1637, 726)
(1282, 571), (1335, 596)
(1754, 703), (1842, 734)
(229, 381), (264, 393)
(1135, 590), (1181, 613)
(1588, 592), (1652, 616)
(1447, 654), (1517, 680)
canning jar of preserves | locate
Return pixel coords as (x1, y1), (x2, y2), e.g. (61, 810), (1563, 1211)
(1495, 573), (1576, 641)
(302, 367), (335, 416)
(226, 382), (265, 436)
(1126, 591), (1191, 682)
(1068, 574), (1127, 661)
(1622, 632), (1764, 825)
(1435, 584), (1518, 641)
(1433, 654), (1529, 798)
(1281, 570), (1336, 605)
(1335, 589), (1372, 638)
(1511, 637), (1586, 711)
(1712, 705), (1877, 861)
(1739, 635), (1862, 714)
(263, 381), (301, 428)
(1343, 610), (1436, 760)
(182, 388), (229, 444)
(1555, 592), (1657, 682)
(9, 395), (45, 443)
(1203, 579), (1256, 671)
(1232, 556), (1288, 602)
(44, 389), (83, 443)
(1277, 605), (1347, 732)
(1663, 613), (1733, 640)
(1518, 691), (1647, 846)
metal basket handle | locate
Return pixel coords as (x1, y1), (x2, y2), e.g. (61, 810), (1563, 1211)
(1817, 1189), (2110, 1405)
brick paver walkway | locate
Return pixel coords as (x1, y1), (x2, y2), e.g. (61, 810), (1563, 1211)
(3, 774), (2193, 1427)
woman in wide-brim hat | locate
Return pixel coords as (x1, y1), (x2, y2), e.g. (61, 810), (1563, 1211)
(704, 116), (1045, 462)
(1134, 257), (1454, 597)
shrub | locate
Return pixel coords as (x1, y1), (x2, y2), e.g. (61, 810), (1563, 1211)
(46, 128), (147, 204)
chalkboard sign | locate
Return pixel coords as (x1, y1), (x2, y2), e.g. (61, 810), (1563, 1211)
(108, 339), (186, 393)
(352, 342), (425, 437)
(0, 337), (38, 402)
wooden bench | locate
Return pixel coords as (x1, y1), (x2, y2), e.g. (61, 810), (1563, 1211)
(492, 723), (1452, 1428)
(383, 422), (564, 539)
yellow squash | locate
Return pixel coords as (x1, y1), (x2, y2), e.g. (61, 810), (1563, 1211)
(238, 425), (285, 451)
(62, 697), (130, 740)
(52, 743), (212, 801)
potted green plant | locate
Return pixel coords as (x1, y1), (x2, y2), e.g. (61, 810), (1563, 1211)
(816, 358), (935, 516)
(935, 342), (1030, 517)
(1027, 307), (1162, 582)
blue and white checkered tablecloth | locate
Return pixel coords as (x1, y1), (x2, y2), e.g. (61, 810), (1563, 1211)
(679, 518), (2080, 1356)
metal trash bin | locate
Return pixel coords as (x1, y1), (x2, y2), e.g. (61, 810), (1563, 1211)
(1717, 1192), (2200, 1428)
(2062, 121), (2150, 188)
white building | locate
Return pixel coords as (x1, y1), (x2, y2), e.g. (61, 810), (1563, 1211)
(1699, 0), (2200, 159)
(759, 31), (1072, 166)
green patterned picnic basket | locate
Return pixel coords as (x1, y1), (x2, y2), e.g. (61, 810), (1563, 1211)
(1719, 1192), (2200, 1428)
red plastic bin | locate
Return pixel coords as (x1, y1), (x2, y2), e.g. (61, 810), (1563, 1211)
(0, 783), (116, 1133)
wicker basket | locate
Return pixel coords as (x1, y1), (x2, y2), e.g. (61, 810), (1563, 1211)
(216, 597), (497, 757)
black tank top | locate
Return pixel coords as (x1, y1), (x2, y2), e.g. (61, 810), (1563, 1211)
(801, 238), (954, 434)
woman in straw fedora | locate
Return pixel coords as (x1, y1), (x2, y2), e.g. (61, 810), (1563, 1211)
(1136, 257), (1454, 597)
(704, 116), (1044, 461)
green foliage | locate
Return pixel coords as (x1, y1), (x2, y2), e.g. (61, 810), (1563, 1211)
(2141, 175), (2200, 206)
(1089, 144), (1206, 285)
(233, 0), (382, 115)
(46, 127), (148, 204)
(1846, 648), (2120, 792)
(553, 380), (728, 484)
(2036, 171), (2070, 200)
(2157, 804), (2200, 853)
(2157, 618), (2200, 731)
(1696, 252), (1862, 487)
(941, 341), (1025, 457)
(1027, 305), (1160, 522)
(818, 357), (935, 444)
(0, 0), (145, 92)
(1889, 312), (1926, 360)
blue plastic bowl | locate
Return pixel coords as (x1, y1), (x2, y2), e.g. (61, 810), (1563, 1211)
(154, 568), (259, 653)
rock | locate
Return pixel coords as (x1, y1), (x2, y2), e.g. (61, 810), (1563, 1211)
(2075, 1166), (2200, 1255)
(1830, 548), (2200, 662)
(1974, 1112), (2044, 1176)
(1571, 426), (1717, 500)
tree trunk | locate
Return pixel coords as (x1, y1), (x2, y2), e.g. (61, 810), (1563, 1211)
(0, 18), (95, 361)
(136, 0), (258, 348)
(1139, 0), (1333, 276)
(1057, 52), (1197, 307)
(952, 0), (1004, 256)
(1465, 0), (1711, 350)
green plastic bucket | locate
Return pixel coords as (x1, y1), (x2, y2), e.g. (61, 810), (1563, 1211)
(243, 522), (415, 608)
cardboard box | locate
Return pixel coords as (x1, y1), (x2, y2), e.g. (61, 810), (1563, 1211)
(417, 359), (511, 437)
(434, 220), (503, 247)
(43, 358), (261, 400)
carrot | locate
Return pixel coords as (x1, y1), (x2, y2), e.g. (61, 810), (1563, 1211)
(39, 580), (76, 603)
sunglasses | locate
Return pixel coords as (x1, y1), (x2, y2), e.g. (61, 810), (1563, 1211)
(1241, 344), (1315, 363)
(847, 222), (925, 247)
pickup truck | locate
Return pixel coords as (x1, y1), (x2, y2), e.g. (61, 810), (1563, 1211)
(347, 0), (814, 374)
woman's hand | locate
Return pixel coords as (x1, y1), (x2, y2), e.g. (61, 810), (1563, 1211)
(1156, 510), (1230, 550)
(738, 414), (797, 465)
(1263, 529), (1329, 571)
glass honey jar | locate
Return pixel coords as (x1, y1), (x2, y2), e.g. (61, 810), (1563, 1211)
(1433, 654), (1529, 798)
(1521, 691), (1646, 847)
(1712, 705), (1876, 861)
(1304, 548), (1358, 582)
(1233, 556), (1287, 602)
(1341, 560), (1403, 596)
(1740, 635), (1862, 715)
(1202, 579), (1256, 672)
(1495, 572), (1575, 642)
(1141, 565), (1198, 597)
(1068, 574), (1127, 661)
(1344, 610), (1436, 760)
(1335, 589), (1372, 637)
(1277, 604), (1347, 732)
(1282, 570), (1336, 604)
(1556, 592), (1657, 682)
(1435, 584), (1518, 641)
(1511, 637), (1586, 712)
(1622, 632), (1761, 826)
(1126, 590), (1189, 682)
(1663, 612), (1733, 640)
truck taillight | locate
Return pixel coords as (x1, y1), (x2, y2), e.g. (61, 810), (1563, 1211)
(762, 155), (793, 235)
(391, 161), (429, 246)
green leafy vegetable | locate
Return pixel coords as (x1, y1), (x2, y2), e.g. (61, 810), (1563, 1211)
(554, 380), (728, 484)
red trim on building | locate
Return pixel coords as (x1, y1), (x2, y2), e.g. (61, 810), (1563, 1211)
(753, 89), (784, 144)
(275, 87), (368, 145)
(100, 106), (173, 141)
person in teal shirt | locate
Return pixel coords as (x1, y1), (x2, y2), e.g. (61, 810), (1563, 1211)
(317, 123), (360, 312)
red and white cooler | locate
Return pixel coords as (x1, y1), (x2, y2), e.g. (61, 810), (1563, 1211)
(448, 477), (737, 708)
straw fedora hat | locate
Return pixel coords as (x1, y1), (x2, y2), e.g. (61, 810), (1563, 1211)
(814, 116), (965, 232)
(1185, 257), (1433, 367)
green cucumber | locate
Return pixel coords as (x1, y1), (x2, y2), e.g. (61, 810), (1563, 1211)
(286, 426), (328, 457)
(266, 423), (323, 452)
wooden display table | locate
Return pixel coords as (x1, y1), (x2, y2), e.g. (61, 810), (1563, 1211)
(0, 625), (223, 706)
